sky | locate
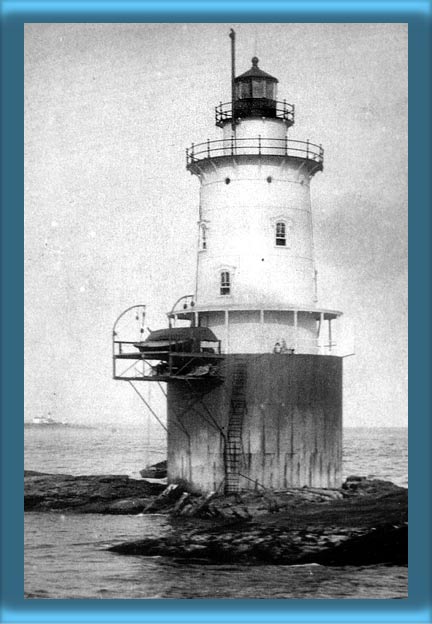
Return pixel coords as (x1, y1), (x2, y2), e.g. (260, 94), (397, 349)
(24, 23), (407, 429)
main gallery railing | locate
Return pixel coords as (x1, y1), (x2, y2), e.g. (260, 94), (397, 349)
(186, 136), (324, 168)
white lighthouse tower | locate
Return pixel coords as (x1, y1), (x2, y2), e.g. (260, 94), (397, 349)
(114, 33), (343, 494)
(186, 47), (340, 355)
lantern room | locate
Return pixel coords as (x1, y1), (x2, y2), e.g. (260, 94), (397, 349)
(235, 56), (277, 100)
(216, 56), (295, 128)
(234, 57), (281, 120)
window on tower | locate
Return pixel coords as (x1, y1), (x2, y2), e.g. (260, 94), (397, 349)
(199, 223), (207, 250)
(220, 271), (231, 295)
(275, 221), (286, 246)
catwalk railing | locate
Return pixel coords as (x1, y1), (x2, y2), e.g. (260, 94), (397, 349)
(186, 136), (324, 168)
(215, 100), (295, 127)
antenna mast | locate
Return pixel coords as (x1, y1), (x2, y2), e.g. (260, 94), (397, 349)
(229, 28), (236, 134)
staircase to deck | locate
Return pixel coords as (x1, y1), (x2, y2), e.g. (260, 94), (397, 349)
(224, 358), (248, 494)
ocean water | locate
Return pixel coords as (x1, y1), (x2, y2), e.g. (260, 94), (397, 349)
(24, 424), (408, 599)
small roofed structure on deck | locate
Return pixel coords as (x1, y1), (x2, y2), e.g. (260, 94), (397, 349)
(113, 323), (223, 382)
(134, 327), (221, 359)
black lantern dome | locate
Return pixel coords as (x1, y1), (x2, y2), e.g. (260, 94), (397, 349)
(234, 57), (279, 118)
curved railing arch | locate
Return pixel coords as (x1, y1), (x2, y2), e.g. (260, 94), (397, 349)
(112, 304), (147, 340)
(168, 294), (195, 320)
(112, 304), (147, 378)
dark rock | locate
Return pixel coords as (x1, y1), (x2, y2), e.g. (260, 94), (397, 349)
(107, 477), (407, 567)
(345, 475), (367, 483)
(108, 520), (407, 567)
(143, 484), (185, 513)
(301, 524), (408, 566)
(24, 472), (165, 513)
(178, 504), (195, 516)
(25, 470), (408, 567)
(172, 492), (192, 513)
(107, 498), (151, 514)
(24, 494), (46, 511)
(139, 460), (167, 479)
(341, 477), (403, 497)
(190, 492), (216, 516)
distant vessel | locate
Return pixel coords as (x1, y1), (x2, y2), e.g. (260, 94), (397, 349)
(31, 414), (58, 425)
(30, 392), (67, 426)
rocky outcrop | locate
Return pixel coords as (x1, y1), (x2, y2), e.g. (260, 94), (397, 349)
(139, 460), (167, 479)
(107, 477), (407, 566)
(24, 471), (165, 514)
(25, 471), (407, 566)
(108, 522), (407, 566)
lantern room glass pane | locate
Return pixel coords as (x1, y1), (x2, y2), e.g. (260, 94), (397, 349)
(236, 82), (251, 99)
(243, 82), (252, 98)
(252, 79), (265, 98)
(266, 82), (276, 99)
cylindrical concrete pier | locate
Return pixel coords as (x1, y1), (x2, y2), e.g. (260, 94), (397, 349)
(167, 353), (342, 494)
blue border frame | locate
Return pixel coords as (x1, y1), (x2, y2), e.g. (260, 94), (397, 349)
(1, 0), (430, 621)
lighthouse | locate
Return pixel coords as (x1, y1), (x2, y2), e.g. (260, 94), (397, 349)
(113, 33), (343, 494)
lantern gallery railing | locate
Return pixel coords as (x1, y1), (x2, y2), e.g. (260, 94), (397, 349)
(186, 137), (324, 169)
(215, 100), (295, 126)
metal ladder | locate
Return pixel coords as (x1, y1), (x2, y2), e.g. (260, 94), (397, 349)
(224, 358), (247, 494)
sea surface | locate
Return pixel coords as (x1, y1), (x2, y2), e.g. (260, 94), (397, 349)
(24, 424), (408, 599)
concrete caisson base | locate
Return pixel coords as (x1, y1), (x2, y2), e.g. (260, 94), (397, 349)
(167, 353), (342, 494)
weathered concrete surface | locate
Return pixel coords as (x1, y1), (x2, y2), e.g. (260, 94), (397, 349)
(24, 471), (165, 514)
(168, 354), (342, 493)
